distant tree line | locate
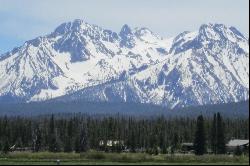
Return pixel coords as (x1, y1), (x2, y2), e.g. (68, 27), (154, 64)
(0, 113), (248, 155)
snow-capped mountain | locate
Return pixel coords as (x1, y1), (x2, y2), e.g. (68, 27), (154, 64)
(0, 20), (249, 109)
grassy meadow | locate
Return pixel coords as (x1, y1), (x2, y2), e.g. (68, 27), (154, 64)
(0, 151), (249, 165)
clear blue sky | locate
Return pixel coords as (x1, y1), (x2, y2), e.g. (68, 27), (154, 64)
(0, 0), (249, 54)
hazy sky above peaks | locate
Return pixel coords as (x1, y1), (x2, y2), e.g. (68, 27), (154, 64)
(0, 0), (249, 54)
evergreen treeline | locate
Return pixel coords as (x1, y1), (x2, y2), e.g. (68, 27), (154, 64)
(0, 113), (248, 155)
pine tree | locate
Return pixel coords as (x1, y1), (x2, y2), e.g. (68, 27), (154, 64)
(211, 114), (217, 153)
(162, 144), (167, 154)
(130, 130), (136, 153)
(216, 113), (226, 154)
(48, 115), (59, 152)
(74, 133), (80, 153)
(64, 120), (73, 152)
(153, 145), (159, 155)
(171, 132), (179, 152)
(64, 136), (73, 152)
(33, 127), (42, 152)
(2, 139), (10, 154)
(79, 124), (89, 152)
(210, 113), (226, 154)
(194, 115), (206, 155)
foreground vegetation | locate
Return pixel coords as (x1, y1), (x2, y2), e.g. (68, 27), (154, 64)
(0, 151), (249, 165)
(0, 113), (248, 154)
(0, 113), (249, 164)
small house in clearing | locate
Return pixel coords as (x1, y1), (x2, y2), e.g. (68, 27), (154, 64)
(226, 139), (249, 154)
(99, 140), (125, 151)
(99, 140), (125, 147)
(180, 143), (194, 153)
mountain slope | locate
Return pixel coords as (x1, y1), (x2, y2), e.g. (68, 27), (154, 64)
(0, 20), (249, 109)
(53, 24), (249, 108)
(0, 19), (170, 102)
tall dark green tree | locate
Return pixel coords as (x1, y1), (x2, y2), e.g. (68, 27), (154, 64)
(33, 127), (42, 152)
(211, 114), (217, 153)
(162, 143), (167, 154)
(210, 113), (226, 154)
(193, 115), (206, 155)
(171, 132), (179, 152)
(64, 136), (73, 152)
(79, 124), (89, 152)
(74, 133), (80, 153)
(48, 115), (60, 152)
(216, 113), (226, 154)
(2, 139), (10, 154)
(64, 120), (73, 152)
(130, 130), (136, 153)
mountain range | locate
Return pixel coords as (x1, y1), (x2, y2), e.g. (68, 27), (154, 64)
(0, 19), (249, 109)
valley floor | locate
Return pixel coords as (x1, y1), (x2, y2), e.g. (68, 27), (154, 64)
(0, 151), (249, 165)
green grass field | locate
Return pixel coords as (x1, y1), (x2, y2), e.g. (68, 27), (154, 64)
(0, 151), (249, 165)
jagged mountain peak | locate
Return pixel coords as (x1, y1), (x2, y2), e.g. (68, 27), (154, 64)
(198, 23), (247, 42)
(53, 19), (95, 35)
(170, 23), (249, 55)
(52, 19), (120, 44)
(119, 24), (136, 48)
(0, 20), (248, 109)
(134, 27), (162, 42)
(52, 20), (121, 62)
(120, 24), (133, 36)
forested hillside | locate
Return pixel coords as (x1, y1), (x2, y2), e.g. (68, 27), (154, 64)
(0, 100), (248, 118)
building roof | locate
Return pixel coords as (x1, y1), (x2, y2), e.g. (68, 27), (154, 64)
(181, 143), (194, 146)
(226, 139), (249, 147)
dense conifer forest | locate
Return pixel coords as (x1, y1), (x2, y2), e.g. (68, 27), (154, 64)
(0, 113), (248, 154)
